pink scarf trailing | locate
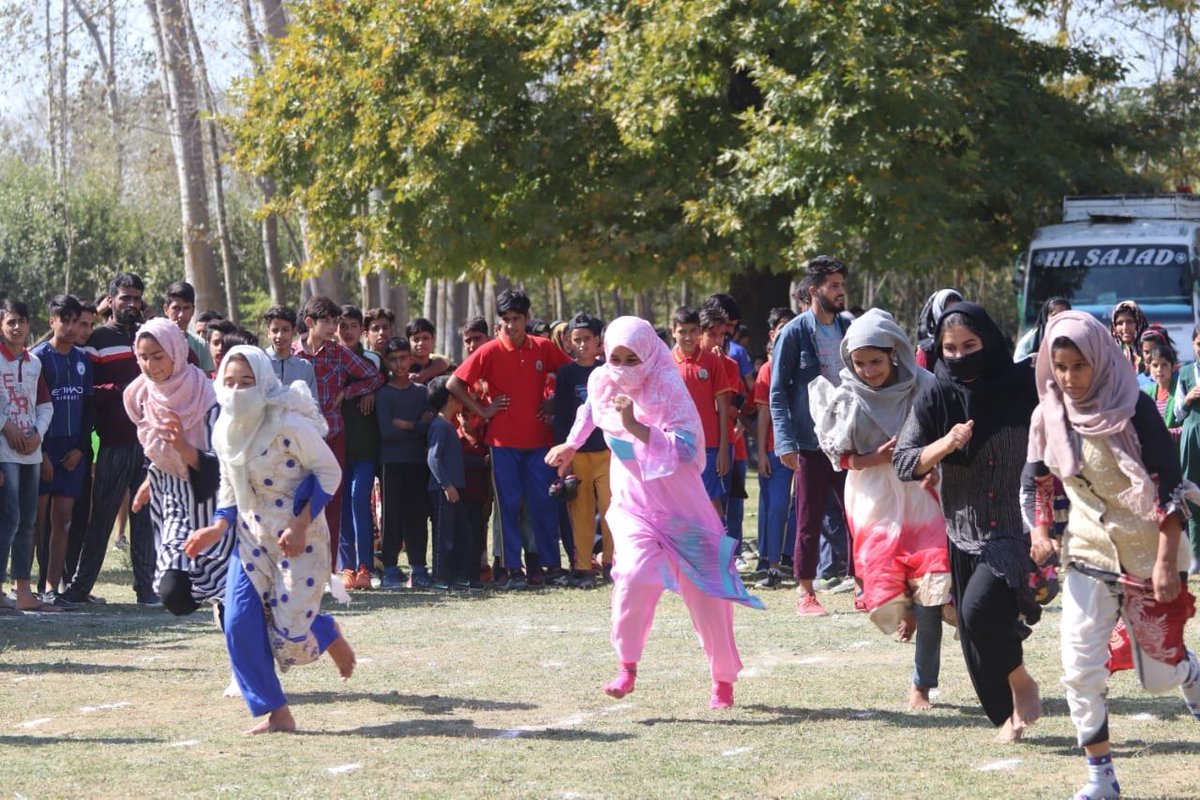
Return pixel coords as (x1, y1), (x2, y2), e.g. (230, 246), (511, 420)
(586, 316), (701, 443)
(123, 318), (217, 479)
(1027, 310), (1158, 520)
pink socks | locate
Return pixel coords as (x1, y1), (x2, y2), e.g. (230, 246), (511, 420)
(709, 681), (734, 709)
(604, 663), (638, 698)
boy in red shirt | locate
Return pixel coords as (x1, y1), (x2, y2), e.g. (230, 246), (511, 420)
(699, 307), (747, 536)
(754, 307), (796, 588)
(448, 291), (571, 588)
(671, 307), (732, 516)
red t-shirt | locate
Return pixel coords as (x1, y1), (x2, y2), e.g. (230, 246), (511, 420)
(672, 346), (733, 450)
(754, 360), (774, 453)
(718, 353), (748, 460)
(454, 333), (571, 448)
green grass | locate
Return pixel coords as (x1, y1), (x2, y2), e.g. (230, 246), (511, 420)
(2, 505), (1200, 798)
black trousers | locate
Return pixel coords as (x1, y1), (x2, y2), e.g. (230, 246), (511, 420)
(430, 490), (474, 582)
(951, 541), (1025, 727)
(381, 462), (431, 568)
(62, 445), (155, 602)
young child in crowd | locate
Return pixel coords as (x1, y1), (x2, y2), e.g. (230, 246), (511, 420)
(0, 299), (55, 613)
(698, 306), (745, 539)
(1142, 341), (1181, 444)
(671, 307), (731, 517)
(553, 313), (612, 588)
(124, 318), (230, 617)
(547, 316), (763, 709)
(809, 309), (951, 710)
(337, 305), (382, 592)
(753, 307), (795, 588)
(376, 337), (434, 588)
(162, 281), (214, 373)
(456, 317), (494, 579)
(295, 295), (383, 571)
(186, 346), (355, 735)
(1174, 325), (1200, 574)
(263, 306), (316, 396)
(426, 376), (479, 590)
(33, 295), (93, 607)
(407, 318), (451, 383)
(1027, 311), (1200, 800)
(207, 319), (238, 376)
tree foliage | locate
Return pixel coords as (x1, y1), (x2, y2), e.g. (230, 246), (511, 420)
(233, 0), (1163, 289)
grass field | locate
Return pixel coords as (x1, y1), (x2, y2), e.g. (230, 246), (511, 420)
(3, 513), (1200, 798)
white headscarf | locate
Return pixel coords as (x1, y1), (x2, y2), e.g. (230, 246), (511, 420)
(211, 346), (326, 508)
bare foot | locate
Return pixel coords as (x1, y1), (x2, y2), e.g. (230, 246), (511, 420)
(1009, 666), (1042, 733)
(995, 717), (1023, 743)
(15, 590), (63, 612)
(327, 629), (356, 680)
(896, 612), (917, 643)
(908, 685), (932, 711)
(243, 705), (296, 735)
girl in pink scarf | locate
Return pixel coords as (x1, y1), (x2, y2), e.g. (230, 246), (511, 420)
(546, 316), (762, 710)
(1027, 310), (1200, 800)
(123, 318), (230, 615)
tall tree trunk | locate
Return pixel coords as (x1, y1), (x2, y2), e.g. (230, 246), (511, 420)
(146, 0), (221, 314)
(257, 0), (287, 43)
(483, 272), (497, 328)
(593, 287), (604, 320)
(239, 0), (285, 304)
(71, 0), (124, 192)
(58, 0), (68, 181)
(467, 279), (483, 321)
(182, 0), (239, 323)
(451, 282), (468, 361)
(730, 267), (791, 361)
(423, 277), (437, 320)
(45, 0), (58, 181)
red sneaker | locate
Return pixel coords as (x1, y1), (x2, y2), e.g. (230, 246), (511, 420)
(340, 569), (356, 592)
(709, 680), (734, 709)
(796, 592), (829, 617)
(354, 566), (372, 590)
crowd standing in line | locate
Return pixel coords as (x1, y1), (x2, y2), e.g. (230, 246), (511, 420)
(0, 263), (1197, 799)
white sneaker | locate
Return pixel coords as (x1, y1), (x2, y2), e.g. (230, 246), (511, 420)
(223, 676), (242, 698)
(1182, 652), (1200, 720)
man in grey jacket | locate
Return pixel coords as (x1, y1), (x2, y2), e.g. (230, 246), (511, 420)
(770, 255), (852, 616)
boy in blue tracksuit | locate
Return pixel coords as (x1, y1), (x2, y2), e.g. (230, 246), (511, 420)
(32, 294), (93, 606)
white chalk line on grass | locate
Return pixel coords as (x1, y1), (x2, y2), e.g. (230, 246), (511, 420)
(1131, 712), (1155, 721)
(170, 740), (199, 748)
(978, 758), (1022, 772)
(495, 701), (634, 739)
(722, 746), (753, 757)
(79, 701), (130, 713)
(17, 717), (52, 729)
(327, 763), (362, 775)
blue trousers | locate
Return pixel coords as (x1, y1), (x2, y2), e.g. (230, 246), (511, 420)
(755, 453), (794, 564)
(225, 543), (337, 717)
(725, 457), (747, 542)
(338, 460), (377, 571)
(0, 462), (39, 584)
(490, 446), (559, 570)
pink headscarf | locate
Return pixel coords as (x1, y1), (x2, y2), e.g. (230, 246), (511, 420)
(123, 317), (217, 479)
(1027, 310), (1157, 519)
(587, 316), (702, 444)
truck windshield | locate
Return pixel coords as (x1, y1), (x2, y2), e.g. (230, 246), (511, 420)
(1025, 244), (1192, 327)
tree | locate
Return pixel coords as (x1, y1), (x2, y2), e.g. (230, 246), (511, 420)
(232, 0), (1156, 329)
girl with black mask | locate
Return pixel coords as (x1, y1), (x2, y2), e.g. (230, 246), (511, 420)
(893, 302), (1043, 743)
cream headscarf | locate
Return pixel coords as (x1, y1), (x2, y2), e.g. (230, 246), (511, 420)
(1027, 310), (1157, 520)
(211, 346), (326, 509)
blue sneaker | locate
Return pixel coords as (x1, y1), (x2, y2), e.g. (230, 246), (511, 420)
(409, 567), (434, 589)
(381, 566), (404, 590)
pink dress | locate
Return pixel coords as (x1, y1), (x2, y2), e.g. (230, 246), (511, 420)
(565, 317), (761, 684)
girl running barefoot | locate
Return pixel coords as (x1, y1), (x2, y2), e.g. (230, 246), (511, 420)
(186, 346), (355, 735)
(124, 318), (231, 616)
(893, 302), (1043, 742)
(546, 316), (763, 710)
(1027, 311), (1200, 800)
(809, 309), (951, 710)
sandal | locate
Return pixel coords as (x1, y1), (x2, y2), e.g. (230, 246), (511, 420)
(17, 600), (65, 613)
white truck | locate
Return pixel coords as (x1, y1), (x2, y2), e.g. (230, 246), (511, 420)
(1018, 194), (1200, 360)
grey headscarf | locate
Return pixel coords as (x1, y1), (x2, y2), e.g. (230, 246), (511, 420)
(810, 308), (934, 457)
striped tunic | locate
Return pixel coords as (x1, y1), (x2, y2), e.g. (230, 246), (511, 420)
(151, 405), (232, 603)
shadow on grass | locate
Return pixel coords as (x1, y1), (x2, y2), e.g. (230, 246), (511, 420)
(0, 734), (159, 747)
(0, 660), (201, 675)
(286, 690), (537, 715)
(0, 610), (217, 654)
(680, 703), (996, 730)
(321, 718), (634, 741)
(1029, 733), (1200, 757)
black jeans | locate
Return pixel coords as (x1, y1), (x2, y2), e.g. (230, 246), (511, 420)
(381, 462), (431, 568)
